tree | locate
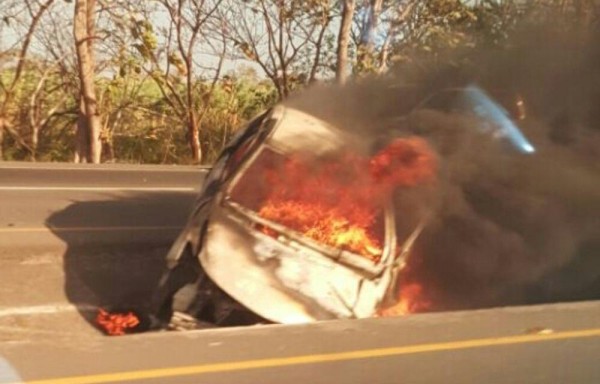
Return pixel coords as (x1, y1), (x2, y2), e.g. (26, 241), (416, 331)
(220, 0), (335, 98)
(351, 0), (418, 75)
(27, 62), (70, 160)
(353, 0), (383, 74)
(336, 0), (355, 84)
(73, 0), (102, 163)
(1, 0), (596, 164)
(125, 0), (224, 163)
(0, 0), (56, 160)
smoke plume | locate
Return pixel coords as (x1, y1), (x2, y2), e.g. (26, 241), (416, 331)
(285, 25), (600, 311)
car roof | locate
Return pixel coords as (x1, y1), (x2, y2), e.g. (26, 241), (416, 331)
(266, 106), (353, 156)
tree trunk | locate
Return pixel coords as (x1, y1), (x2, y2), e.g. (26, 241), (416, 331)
(73, 0), (102, 163)
(30, 124), (39, 161)
(184, 51), (201, 163)
(357, 0), (383, 72)
(74, 99), (90, 163)
(0, 119), (4, 160)
(377, 1), (416, 73)
(336, 0), (356, 85)
(188, 115), (202, 163)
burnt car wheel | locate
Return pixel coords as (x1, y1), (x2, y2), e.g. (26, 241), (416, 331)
(151, 240), (268, 329)
(150, 242), (200, 326)
(168, 267), (269, 330)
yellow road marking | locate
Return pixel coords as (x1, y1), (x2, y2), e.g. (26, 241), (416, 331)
(0, 187), (195, 191)
(19, 328), (600, 384)
(0, 226), (182, 233)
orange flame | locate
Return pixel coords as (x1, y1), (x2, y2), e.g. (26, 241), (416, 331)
(259, 201), (382, 259)
(253, 137), (437, 261)
(230, 136), (438, 314)
(379, 282), (432, 316)
(96, 308), (140, 336)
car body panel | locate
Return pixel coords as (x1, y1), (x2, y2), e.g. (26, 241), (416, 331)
(193, 106), (408, 323)
(149, 86), (539, 328)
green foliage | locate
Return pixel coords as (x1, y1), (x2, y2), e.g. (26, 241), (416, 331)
(130, 19), (157, 60)
(1, 63), (276, 164)
(3, 0), (596, 163)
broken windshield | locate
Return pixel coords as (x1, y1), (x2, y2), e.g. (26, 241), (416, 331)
(227, 147), (386, 262)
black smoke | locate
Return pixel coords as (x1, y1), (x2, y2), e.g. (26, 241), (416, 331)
(285, 25), (600, 311)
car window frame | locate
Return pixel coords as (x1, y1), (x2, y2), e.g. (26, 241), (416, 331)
(200, 109), (272, 195)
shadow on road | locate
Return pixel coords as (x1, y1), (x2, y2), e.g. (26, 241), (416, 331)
(43, 190), (599, 332)
(45, 192), (196, 329)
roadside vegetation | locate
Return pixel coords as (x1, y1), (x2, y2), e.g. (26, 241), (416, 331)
(0, 0), (597, 164)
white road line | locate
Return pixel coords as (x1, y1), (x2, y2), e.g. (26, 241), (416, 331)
(0, 303), (97, 318)
(0, 187), (196, 192)
(0, 226), (183, 233)
(0, 164), (208, 172)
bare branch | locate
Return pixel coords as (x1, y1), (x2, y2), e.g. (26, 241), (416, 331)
(5, 0), (56, 98)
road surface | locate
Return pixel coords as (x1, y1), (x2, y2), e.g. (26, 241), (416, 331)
(0, 162), (204, 252)
(1, 302), (599, 384)
(0, 162), (599, 384)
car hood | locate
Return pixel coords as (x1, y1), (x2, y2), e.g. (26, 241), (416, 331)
(198, 206), (395, 324)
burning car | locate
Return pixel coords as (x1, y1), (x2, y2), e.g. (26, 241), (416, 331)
(93, 84), (537, 335)
(143, 104), (441, 330)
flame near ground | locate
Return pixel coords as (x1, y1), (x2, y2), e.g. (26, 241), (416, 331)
(96, 309), (141, 336)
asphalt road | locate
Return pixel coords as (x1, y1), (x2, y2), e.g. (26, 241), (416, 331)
(0, 162), (203, 334)
(0, 162), (599, 384)
(2, 302), (599, 384)
(0, 162), (204, 252)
